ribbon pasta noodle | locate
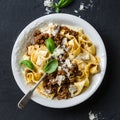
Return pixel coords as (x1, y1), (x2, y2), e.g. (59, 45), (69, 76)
(21, 23), (100, 100)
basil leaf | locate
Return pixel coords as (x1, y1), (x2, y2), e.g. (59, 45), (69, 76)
(55, 6), (60, 13)
(57, 0), (65, 7)
(21, 60), (34, 70)
(43, 59), (58, 74)
(58, 0), (73, 8)
(51, 3), (56, 8)
(51, 0), (73, 13)
(45, 38), (56, 54)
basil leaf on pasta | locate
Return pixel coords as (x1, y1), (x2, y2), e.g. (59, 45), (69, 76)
(45, 38), (56, 54)
(21, 60), (34, 70)
(43, 59), (58, 74)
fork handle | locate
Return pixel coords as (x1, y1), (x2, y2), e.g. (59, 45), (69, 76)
(18, 90), (33, 110)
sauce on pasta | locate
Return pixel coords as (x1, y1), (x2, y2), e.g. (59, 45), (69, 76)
(21, 23), (100, 100)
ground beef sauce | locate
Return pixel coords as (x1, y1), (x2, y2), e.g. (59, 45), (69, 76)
(33, 30), (49, 45)
(60, 26), (79, 39)
(34, 25), (81, 99)
(43, 74), (58, 94)
(57, 84), (71, 100)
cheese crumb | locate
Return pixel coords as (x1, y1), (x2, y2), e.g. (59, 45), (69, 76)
(56, 75), (65, 86)
(74, 10), (78, 13)
(44, 0), (53, 7)
(79, 3), (84, 10)
(63, 68), (70, 77)
(45, 7), (52, 14)
(69, 85), (77, 97)
(62, 38), (67, 45)
(44, 0), (53, 14)
(45, 89), (51, 94)
(65, 58), (72, 68)
(58, 66), (62, 71)
(73, 0), (94, 17)
(51, 26), (60, 36)
(88, 111), (98, 120)
(53, 47), (64, 57)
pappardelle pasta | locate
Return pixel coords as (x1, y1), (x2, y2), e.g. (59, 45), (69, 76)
(21, 23), (100, 100)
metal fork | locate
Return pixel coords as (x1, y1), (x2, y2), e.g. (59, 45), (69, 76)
(18, 73), (46, 110)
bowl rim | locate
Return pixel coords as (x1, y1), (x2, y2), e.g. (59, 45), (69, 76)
(11, 13), (107, 108)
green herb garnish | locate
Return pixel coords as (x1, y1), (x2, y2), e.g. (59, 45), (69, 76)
(52, 0), (73, 13)
(45, 38), (56, 54)
(43, 59), (58, 74)
(21, 60), (34, 70)
(57, 0), (73, 8)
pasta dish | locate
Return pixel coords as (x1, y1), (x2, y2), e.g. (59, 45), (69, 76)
(21, 23), (100, 100)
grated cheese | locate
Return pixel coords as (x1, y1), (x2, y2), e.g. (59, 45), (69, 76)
(58, 66), (62, 71)
(65, 58), (72, 68)
(43, 0), (94, 17)
(44, 0), (52, 7)
(53, 47), (64, 57)
(63, 68), (70, 77)
(45, 7), (52, 14)
(44, 0), (53, 14)
(62, 38), (67, 45)
(88, 111), (105, 120)
(74, 10), (79, 13)
(69, 85), (77, 97)
(88, 111), (98, 120)
(45, 89), (51, 94)
(79, 3), (84, 11)
(51, 27), (60, 36)
(56, 75), (65, 86)
(73, 0), (94, 17)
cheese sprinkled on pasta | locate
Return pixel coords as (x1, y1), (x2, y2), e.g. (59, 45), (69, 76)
(21, 23), (100, 100)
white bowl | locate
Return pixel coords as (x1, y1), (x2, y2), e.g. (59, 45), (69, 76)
(11, 13), (107, 108)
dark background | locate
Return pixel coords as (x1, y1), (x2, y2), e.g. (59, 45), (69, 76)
(0, 0), (120, 120)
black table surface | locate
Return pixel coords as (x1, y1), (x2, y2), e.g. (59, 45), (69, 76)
(0, 0), (120, 120)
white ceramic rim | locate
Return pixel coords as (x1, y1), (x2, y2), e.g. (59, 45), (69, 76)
(11, 13), (107, 108)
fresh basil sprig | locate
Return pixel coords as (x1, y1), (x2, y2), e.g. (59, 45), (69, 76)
(45, 38), (56, 54)
(52, 0), (73, 13)
(21, 60), (34, 70)
(58, 0), (73, 8)
(43, 59), (58, 74)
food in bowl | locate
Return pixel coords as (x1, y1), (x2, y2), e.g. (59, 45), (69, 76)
(20, 23), (100, 100)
